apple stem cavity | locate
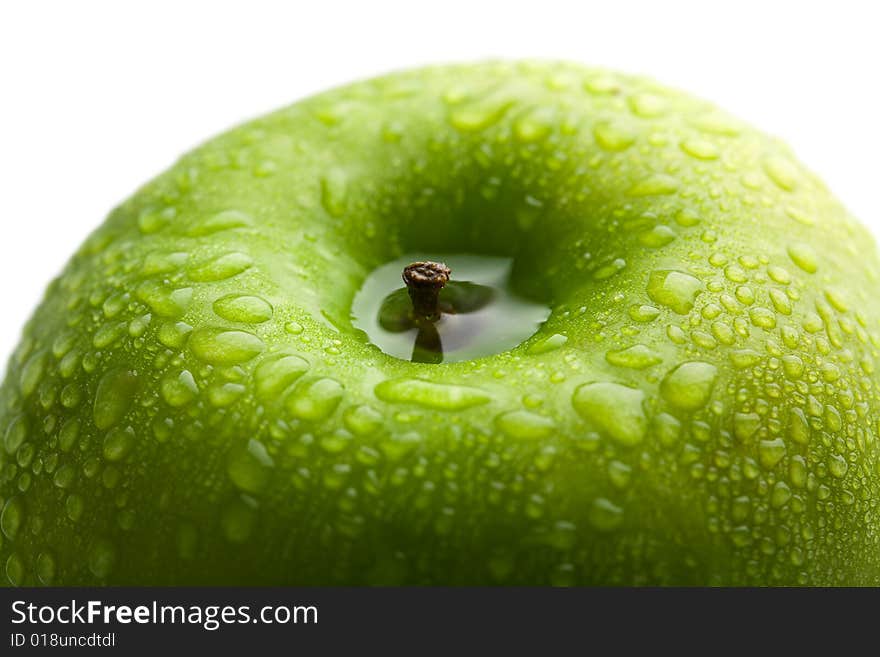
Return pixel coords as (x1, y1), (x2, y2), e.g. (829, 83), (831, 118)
(403, 261), (451, 322)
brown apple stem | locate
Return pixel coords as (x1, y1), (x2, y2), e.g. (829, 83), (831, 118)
(402, 261), (451, 322)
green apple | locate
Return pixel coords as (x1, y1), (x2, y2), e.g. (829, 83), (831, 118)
(1, 61), (879, 586)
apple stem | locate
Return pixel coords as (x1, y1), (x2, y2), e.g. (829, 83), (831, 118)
(403, 261), (450, 322)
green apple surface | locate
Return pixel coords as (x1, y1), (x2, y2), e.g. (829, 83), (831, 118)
(1, 62), (879, 585)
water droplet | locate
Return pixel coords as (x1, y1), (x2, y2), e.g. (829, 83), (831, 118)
(137, 206), (175, 234)
(4, 416), (27, 455)
(528, 333), (567, 355)
(647, 270), (702, 314)
(572, 382), (646, 446)
(605, 344), (662, 369)
(787, 243), (818, 273)
(227, 439), (274, 493)
(103, 425), (135, 462)
(608, 460), (633, 489)
(828, 454), (848, 479)
(285, 378), (344, 421)
(188, 252), (253, 282)
(36, 551), (56, 585)
(320, 168), (349, 217)
(734, 412), (761, 441)
(135, 281), (193, 318)
(769, 289), (792, 315)
(375, 378), (491, 411)
(88, 538), (117, 578)
(638, 225), (676, 248)
(660, 361), (717, 410)
(626, 174), (680, 197)
(589, 497), (624, 531)
(19, 350), (47, 398)
(208, 382), (246, 407)
(161, 369), (199, 407)
(158, 321), (193, 350)
(213, 294), (273, 323)
(93, 368), (138, 430)
(66, 494), (84, 522)
(189, 328), (264, 364)
(758, 438), (786, 469)
(343, 404), (384, 436)
(91, 320), (125, 348)
(254, 354), (309, 400)
(763, 155), (798, 191)
(749, 307), (777, 330)
(680, 138), (719, 160)
(729, 349), (761, 369)
(142, 251), (188, 276)
(789, 456), (807, 488)
(494, 410), (556, 439)
(53, 463), (77, 489)
(449, 95), (513, 131)
(59, 418), (80, 452)
(187, 209), (253, 237)
(5, 553), (25, 586)
(629, 304), (660, 322)
(593, 121), (636, 152)
(221, 496), (257, 543)
(1, 497), (24, 539)
(771, 481), (792, 508)
(513, 106), (555, 143)
(628, 92), (667, 117)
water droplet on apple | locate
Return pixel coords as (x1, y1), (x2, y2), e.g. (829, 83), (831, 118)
(213, 294), (273, 323)
(58, 418), (80, 452)
(513, 106), (555, 143)
(53, 463), (76, 489)
(208, 382), (246, 407)
(758, 438), (786, 469)
(320, 168), (349, 218)
(187, 252), (253, 282)
(528, 333), (567, 355)
(161, 370), (199, 407)
(93, 368), (138, 429)
(227, 439), (274, 493)
(626, 174), (680, 197)
(36, 551), (56, 585)
(628, 92), (667, 117)
(222, 496), (258, 543)
(189, 328), (265, 365)
(87, 538), (117, 578)
(103, 425), (135, 462)
(605, 344), (662, 369)
(374, 378), (491, 411)
(588, 497), (624, 531)
(1, 496), (24, 539)
(680, 138), (719, 160)
(135, 281), (193, 318)
(494, 410), (556, 439)
(5, 553), (26, 586)
(593, 120), (636, 152)
(787, 243), (818, 273)
(763, 155), (799, 191)
(647, 270), (702, 314)
(4, 415), (27, 454)
(343, 404), (384, 436)
(572, 382), (646, 446)
(449, 95), (513, 132)
(254, 354), (309, 400)
(660, 361), (717, 410)
(187, 209), (253, 237)
(285, 378), (344, 421)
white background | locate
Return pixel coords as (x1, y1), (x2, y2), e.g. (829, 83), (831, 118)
(1, 0), (877, 362)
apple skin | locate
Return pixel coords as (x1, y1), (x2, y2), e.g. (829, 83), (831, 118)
(1, 61), (879, 586)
